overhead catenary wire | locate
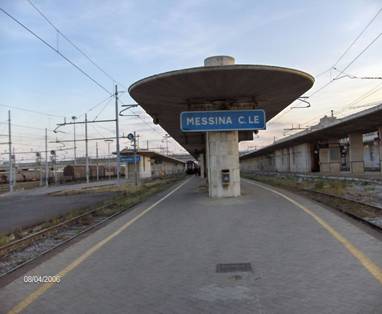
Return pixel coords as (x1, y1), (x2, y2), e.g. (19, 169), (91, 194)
(313, 7), (382, 79)
(22, 1), (165, 143)
(272, 7), (382, 128)
(309, 29), (382, 97)
(300, 79), (382, 127)
(270, 9), (382, 126)
(0, 103), (65, 118)
(2, 5), (170, 147)
(333, 8), (382, 68)
(341, 81), (382, 110)
(0, 121), (56, 132)
(118, 98), (164, 136)
(93, 97), (113, 121)
(26, 0), (130, 91)
(0, 7), (113, 96)
(78, 95), (114, 118)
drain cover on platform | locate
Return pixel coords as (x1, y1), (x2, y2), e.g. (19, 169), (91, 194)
(216, 263), (253, 273)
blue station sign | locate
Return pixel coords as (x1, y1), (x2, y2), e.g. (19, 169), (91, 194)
(120, 155), (141, 164)
(180, 110), (266, 132)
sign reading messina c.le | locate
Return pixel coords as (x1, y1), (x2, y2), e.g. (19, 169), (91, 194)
(120, 155), (141, 163)
(180, 110), (266, 132)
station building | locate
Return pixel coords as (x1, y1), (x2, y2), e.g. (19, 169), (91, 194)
(240, 103), (382, 177)
(120, 149), (185, 179)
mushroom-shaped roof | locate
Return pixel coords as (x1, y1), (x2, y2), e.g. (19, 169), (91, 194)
(129, 64), (314, 156)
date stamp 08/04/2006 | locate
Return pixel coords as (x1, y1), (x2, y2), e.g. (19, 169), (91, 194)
(23, 275), (61, 283)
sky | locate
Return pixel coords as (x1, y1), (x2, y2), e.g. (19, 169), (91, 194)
(1, 0), (382, 163)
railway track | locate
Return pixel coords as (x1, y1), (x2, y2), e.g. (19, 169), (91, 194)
(0, 200), (126, 278)
(300, 189), (382, 232)
(0, 202), (111, 258)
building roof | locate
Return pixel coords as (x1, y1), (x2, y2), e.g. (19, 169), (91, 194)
(129, 64), (314, 156)
(241, 103), (382, 159)
(120, 149), (186, 164)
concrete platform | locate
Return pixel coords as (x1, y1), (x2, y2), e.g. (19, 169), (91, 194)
(1, 177), (381, 313)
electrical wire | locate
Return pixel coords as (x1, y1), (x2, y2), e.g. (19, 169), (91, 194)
(0, 103), (65, 118)
(93, 97), (113, 121)
(78, 95), (114, 118)
(270, 10), (382, 125)
(313, 8), (381, 80)
(309, 31), (382, 97)
(309, 8), (382, 97)
(333, 8), (382, 68)
(26, 0), (130, 90)
(0, 121), (55, 132)
(118, 98), (164, 136)
(0, 7), (113, 96)
(2, 5), (176, 148)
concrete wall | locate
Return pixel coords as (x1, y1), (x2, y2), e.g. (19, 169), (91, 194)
(240, 129), (382, 177)
(349, 132), (364, 174)
(124, 155), (184, 179)
(151, 159), (185, 177)
(241, 143), (311, 174)
(125, 156), (151, 179)
(139, 156), (152, 178)
(289, 144), (311, 173)
(319, 142), (341, 174)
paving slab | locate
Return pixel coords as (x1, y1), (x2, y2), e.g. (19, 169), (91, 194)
(0, 177), (381, 314)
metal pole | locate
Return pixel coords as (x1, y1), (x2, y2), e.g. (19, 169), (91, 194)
(85, 113), (89, 183)
(53, 153), (57, 184)
(12, 147), (16, 187)
(134, 131), (138, 186)
(115, 84), (121, 182)
(96, 142), (99, 181)
(72, 116), (77, 165)
(39, 153), (43, 186)
(8, 110), (13, 192)
(45, 128), (49, 187)
(107, 141), (111, 180)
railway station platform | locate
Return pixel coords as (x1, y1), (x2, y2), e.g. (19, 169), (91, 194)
(1, 177), (381, 313)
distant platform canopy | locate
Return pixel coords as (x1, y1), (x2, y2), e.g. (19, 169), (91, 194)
(129, 64), (314, 156)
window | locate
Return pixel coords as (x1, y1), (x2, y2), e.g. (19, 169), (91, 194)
(329, 147), (339, 161)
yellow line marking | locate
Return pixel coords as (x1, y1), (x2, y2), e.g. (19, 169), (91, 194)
(244, 179), (382, 285)
(7, 178), (192, 314)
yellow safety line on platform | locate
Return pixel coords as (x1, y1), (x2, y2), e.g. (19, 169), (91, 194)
(7, 178), (192, 314)
(244, 179), (382, 286)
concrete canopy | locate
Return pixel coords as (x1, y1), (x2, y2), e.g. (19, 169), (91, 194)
(240, 103), (382, 160)
(129, 64), (314, 156)
(120, 148), (185, 165)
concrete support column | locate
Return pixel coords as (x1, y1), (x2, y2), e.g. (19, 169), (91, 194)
(319, 147), (329, 173)
(198, 153), (205, 178)
(206, 131), (240, 198)
(349, 132), (364, 174)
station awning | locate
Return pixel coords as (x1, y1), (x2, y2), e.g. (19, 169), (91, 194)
(129, 64), (314, 156)
(241, 103), (382, 159)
